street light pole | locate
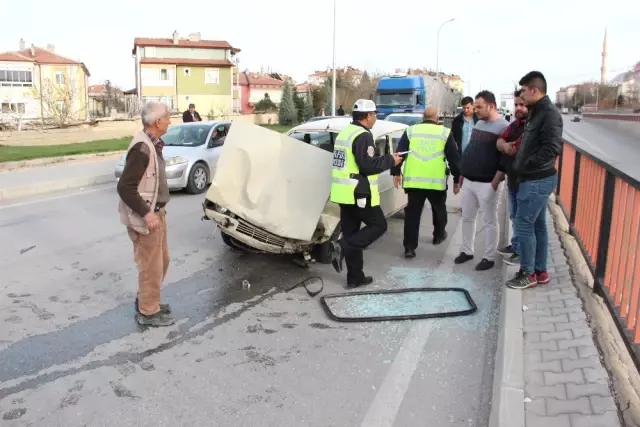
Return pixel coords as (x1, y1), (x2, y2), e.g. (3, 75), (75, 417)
(436, 18), (455, 78)
(467, 49), (480, 96)
(331, 0), (337, 116)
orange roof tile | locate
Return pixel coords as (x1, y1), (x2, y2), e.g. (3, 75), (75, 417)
(133, 37), (240, 54)
(0, 47), (90, 76)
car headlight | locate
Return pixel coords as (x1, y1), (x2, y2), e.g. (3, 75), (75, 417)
(165, 156), (188, 167)
(215, 205), (228, 214)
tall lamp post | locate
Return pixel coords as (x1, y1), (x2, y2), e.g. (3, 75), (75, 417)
(436, 18), (455, 78)
(331, 0), (337, 116)
(467, 49), (481, 95)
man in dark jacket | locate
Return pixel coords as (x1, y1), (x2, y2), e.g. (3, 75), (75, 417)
(496, 90), (528, 266)
(451, 96), (478, 156)
(506, 71), (563, 290)
(182, 104), (202, 122)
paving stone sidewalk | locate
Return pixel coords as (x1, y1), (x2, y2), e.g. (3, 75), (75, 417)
(521, 210), (623, 427)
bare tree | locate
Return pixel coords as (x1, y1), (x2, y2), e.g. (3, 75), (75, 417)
(31, 70), (86, 128)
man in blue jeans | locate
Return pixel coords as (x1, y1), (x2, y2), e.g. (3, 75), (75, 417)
(506, 71), (563, 290)
(497, 90), (528, 265)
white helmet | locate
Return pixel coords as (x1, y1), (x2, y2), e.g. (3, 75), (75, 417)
(353, 99), (377, 113)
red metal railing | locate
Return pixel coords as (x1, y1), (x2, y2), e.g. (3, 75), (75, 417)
(556, 138), (640, 366)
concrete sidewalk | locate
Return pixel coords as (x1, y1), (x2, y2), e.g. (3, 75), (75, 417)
(491, 201), (623, 426)
(0, 157), (119, 201)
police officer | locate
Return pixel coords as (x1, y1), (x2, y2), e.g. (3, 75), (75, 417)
(329, 99), (402, 287)
(391, 107), (461, 258)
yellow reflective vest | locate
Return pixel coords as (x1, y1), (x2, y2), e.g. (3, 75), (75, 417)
(402, 123), (449, 190)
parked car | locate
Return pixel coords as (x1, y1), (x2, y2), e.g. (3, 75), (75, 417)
(384, 112), (423, 142)
(202, 118), (409, 263)
(572, 114), (581, 122)
(305, 115), (340, 123)
(114, 121), (231, 194)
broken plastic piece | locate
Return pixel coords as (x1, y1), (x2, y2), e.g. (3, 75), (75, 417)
(242, 280), (251, 289)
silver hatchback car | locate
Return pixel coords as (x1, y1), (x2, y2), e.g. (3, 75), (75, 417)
(115, 121), (231, 194)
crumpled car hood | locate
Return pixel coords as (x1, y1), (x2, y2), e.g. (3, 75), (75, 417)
(205, 121), (335, 242)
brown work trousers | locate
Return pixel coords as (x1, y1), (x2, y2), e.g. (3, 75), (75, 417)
(127, 210), (169, 316)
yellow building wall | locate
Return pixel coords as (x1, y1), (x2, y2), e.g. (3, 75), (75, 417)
(38, 63), (89, 121)
(140, 64), (176, 97)
(177, 94), (232, 117)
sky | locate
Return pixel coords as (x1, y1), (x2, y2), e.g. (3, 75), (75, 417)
(2, 0), (639, 100)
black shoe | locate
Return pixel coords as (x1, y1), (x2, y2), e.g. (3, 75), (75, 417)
(433, 231), (448, 245)
(454, 252), (474, 264)
(135, 312), (176, 327)
(475, 258), (495, 271)
(404, 248), (416, 258)
(497, 245), (515, 256)
(347, 276), (374, 287)
(135, 298), (171, 314)
(330, 240), (344, 273)
(503, 253), (520, 266)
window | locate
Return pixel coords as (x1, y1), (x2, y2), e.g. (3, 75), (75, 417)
(205, 68), (220, 85)
(183, 68), (191, 76)
(56, 101), (67, 114)
(55, 71), (65, 85)
(375, 136), (390, 156)
(1, 103), (26, 114)
(160, 69), (168, 81)
(0, 69), (33, 87)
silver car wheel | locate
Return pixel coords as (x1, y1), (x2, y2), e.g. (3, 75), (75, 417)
(194, 167), (207, 189)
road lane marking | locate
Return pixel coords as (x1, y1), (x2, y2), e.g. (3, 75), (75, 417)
(360, 222), (462, 427)
(0, 185), (114, 211)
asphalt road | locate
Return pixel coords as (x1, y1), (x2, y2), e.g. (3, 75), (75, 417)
(563, 116), (640, 182)
(0, 183), (502, 427)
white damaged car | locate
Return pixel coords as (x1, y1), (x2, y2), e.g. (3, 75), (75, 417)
(202, 118), (409, 264)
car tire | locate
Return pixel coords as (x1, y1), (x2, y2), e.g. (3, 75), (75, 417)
(220, 230), (240, 249)
(186, 163), (209, 194)
(314, 223), (341, 264)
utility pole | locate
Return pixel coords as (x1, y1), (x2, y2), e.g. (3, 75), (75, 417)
(436, 18), (455, 78)
(331, 0), (337, 116)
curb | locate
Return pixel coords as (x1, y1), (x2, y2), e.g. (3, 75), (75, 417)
(0, 151), (125, 172)
(488, 190), (525, 427)
(0, 174), (115, 201)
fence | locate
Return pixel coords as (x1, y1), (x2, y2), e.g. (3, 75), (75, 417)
(556, 136), (640, 370)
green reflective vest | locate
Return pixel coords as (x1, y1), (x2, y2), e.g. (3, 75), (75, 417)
(330, 124), (380, 206)
(402, 123), (449, 190)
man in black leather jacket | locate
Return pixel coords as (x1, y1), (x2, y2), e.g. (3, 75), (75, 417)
(506, 71), (563, 290)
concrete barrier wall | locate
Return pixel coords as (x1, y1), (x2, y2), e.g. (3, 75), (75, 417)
(583, 113), (640, 141)
(0, 113), (279, 146)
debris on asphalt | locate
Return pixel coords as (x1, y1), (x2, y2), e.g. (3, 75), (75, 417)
(19, 245), (36, 254)
(242, 280), (251, 289)
(522, 305), (529, 311)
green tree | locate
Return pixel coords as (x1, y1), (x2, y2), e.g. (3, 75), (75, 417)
(304, 91), (314, 121)
(311, 86), (325, 115)
(292, 87), (305, 123)
(278, 80), (297, 125)
(254, 93), (277, 112)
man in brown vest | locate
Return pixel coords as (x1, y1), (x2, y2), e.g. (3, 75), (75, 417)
(117, 102), (175, 327)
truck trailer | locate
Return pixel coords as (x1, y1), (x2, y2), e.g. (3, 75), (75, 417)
(374, 74), (461, 120)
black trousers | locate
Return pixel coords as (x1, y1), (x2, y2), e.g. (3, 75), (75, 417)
(338, 202), (387, 282)
(403, 189), (448, 250)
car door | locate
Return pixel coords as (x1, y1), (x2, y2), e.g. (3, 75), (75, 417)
(204, 124), (228, 177)
(374, 135), (397, 217)
(387, 133), (408, 215)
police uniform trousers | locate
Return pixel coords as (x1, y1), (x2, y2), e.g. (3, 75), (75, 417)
(338, 197), (387, 282)
(403, 178), (448, 250)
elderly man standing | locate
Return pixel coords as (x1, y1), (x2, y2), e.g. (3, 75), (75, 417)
(117, 102), (175, 327)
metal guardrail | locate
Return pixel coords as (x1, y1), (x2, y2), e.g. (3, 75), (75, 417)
(556, 137), (640, 371)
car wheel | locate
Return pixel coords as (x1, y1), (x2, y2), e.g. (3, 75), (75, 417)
(186, 163), (209, 194)
(314, 223), (341, 264)
(220, 230), (241, 250)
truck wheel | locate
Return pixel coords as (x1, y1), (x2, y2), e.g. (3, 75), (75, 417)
(186, 163), (209, 194)
(314, 224), (341, 264)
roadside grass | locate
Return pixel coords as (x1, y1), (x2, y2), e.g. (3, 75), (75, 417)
(0, 137), (131, 163)
(0, 125), (294, 163)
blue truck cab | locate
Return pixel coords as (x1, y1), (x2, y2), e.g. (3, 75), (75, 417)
(375, 75), (425, 120)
